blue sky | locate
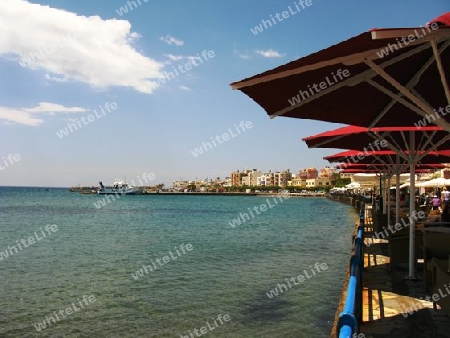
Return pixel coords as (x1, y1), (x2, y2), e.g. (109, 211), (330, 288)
(0, 0), (447, 187)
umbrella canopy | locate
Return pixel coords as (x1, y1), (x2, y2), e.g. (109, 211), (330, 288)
(416, 177), (450, 187)
(303, 125), (450, 151)
(329, 149), (449, 278)
(345, 182), (361, 189)
(335, 163), (445, 170)
(231, 13), (450, 129)
(326, 149), (450, 165)
(341, 168), (433, 174)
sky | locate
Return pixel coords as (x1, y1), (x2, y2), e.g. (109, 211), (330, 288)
(0, 0), (448, 187)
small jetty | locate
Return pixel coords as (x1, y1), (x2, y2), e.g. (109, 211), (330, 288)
(68, 186), (98, 194)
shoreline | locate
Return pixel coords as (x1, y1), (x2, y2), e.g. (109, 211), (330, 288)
(90, 191), (327, 197)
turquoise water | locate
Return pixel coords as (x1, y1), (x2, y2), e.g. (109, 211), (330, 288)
(0, 187), (357, 337)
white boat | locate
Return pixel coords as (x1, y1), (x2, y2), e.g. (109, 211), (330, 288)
(97, 181), (140, 195)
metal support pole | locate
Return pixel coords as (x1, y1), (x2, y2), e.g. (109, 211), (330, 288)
(395, 155), (400, 225)
(408, 132), (416, 279)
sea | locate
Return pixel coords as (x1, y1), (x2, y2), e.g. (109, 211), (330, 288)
(0, 187), (357, 337)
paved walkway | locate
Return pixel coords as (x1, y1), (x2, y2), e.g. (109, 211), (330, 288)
(360, 208), (450, 338)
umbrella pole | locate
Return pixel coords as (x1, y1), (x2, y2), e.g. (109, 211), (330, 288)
(407, 133), (416, 280)
(395, 155), (400, 225)
(379, 174), (383, 214)
(387, 175), (391, 226)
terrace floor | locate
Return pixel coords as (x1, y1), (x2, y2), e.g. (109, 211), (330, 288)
(360, 209), (450, 338)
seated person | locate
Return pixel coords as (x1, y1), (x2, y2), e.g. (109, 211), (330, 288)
(432, 195), (441, 210)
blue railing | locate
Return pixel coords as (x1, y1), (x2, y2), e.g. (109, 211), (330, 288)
(337, 204), (365, 338)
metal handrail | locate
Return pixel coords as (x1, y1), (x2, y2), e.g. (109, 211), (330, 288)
(337, 204), (365, 338)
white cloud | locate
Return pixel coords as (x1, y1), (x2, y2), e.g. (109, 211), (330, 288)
(255, 49), (286, 58)
(0, 103), (89, 126)
(159, 35), (184, 46)
(24, 102), (87, 113)
(44, 74), (67, 83)
(0, 0), (164, 94)
(233, 49), (251, 60)
(179, 85), (191, 91)
(163, 53), (184, 62)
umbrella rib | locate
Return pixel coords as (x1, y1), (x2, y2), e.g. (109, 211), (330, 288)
(365, 78), (450, 131)
(270, 79), (349, 118)
(417, 131), (440, 153)
(371, 131), (394, 152)
(376, 131), (406, 155)
(365, 59), (433, 112)
(416, 133), (450, 161)
(365, 59), (450, 131)
(308, 133), (348, 148)
(269, 42), (432, 119)
(367, 41), (449, 128)
(430, 37), (450, 105)
(416, 131), (433, 152)
(399, 131), (409, 153)
(231, 44), (417, 90)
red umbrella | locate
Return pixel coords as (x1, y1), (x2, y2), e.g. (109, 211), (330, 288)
(340, 168), (432, 173)
(303, 125), (450, 151)
(328, 149), (450, 263)
(325, 149), (450, 164)
(335, 163), (445, 170)
(231, 13), (450, 129)
(231, 11), (450, 282)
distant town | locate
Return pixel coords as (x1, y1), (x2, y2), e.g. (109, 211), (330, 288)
(69, 167), (353, 194)
(171, 167), (352, 192)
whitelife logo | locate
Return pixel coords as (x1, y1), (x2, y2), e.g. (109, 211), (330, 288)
(34, 295), (96, 332)
(376, 23), (439, 59)
(0, 154), (21, 171)
(156, 50), (215, 88)
(250, 0), (313, 35)
(56, 102), (118, 139)
(131, 243), (193, 280)
(228, 192), (290, 228)
(414, 103), (450, 129)
(0, 224), (58, 262)
(19, 31), (80, 68)
(287, 69), (350, 106)
(266, 262), (328, 299)
(190, 121), (252, 158)
(179, 313), (231, 338)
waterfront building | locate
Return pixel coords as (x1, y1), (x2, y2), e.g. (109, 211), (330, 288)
(305, 177), (332, 187)
(320, 167), (334, 178)
(289, 177), (307, 187)
(172, 180), (190, 191)
(298, 167), (318, 179)
(248, 169), (263, 186)
(257, 171), (275, 186)
(231, 170), (248, 186)
(274, 169), (292, 187)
